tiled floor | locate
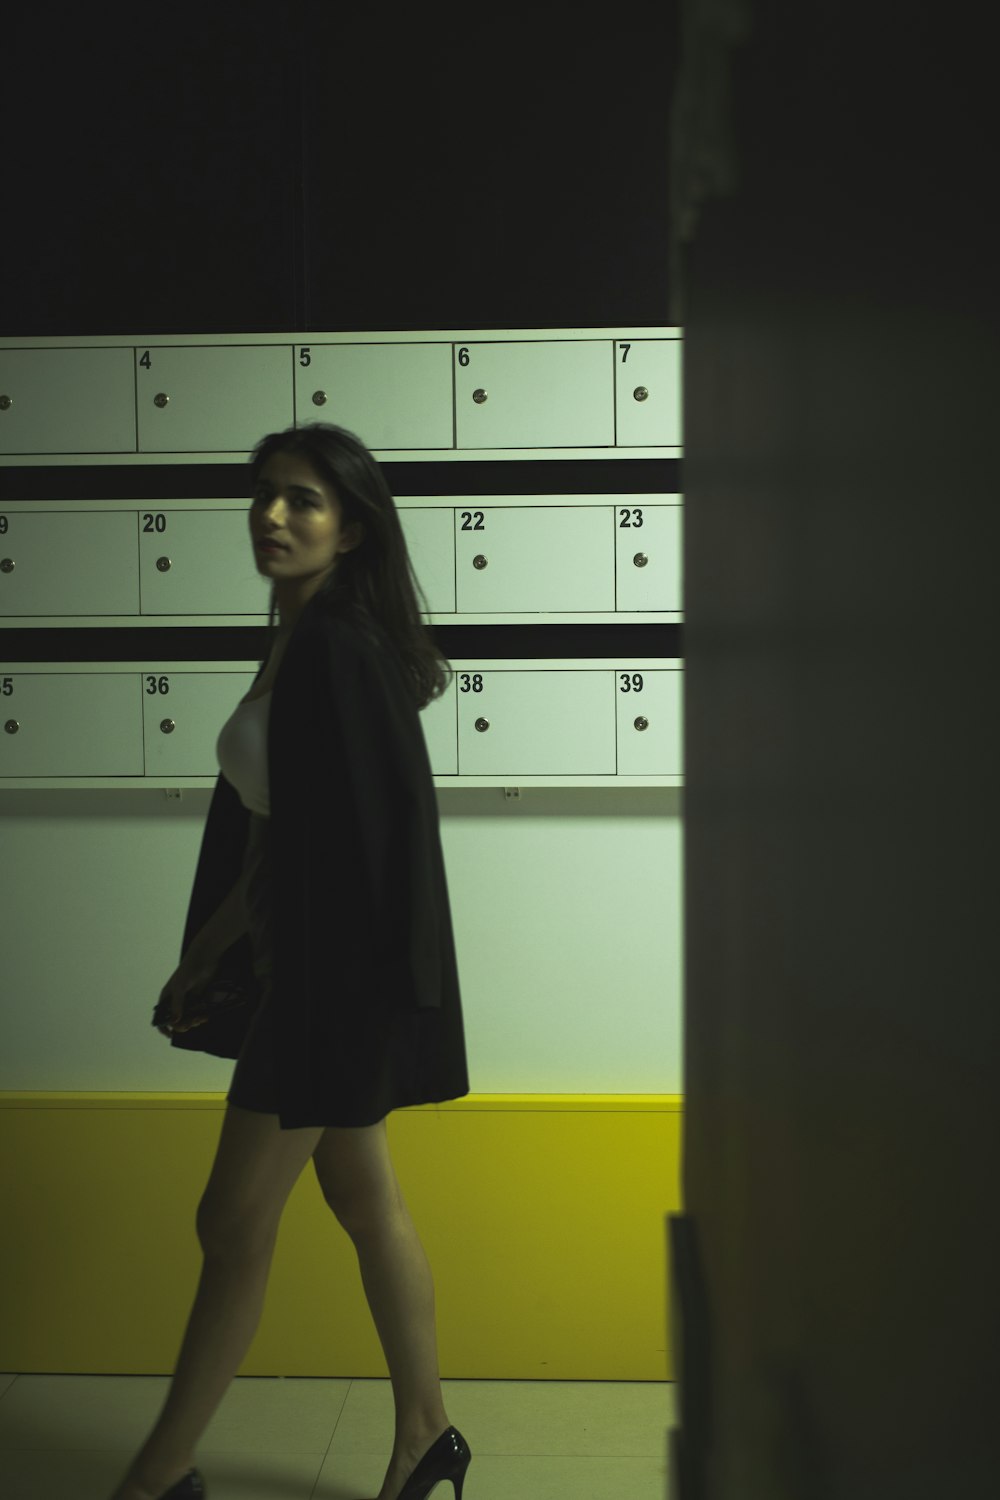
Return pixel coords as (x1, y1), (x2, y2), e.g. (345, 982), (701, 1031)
(0, 1372), (674, 1499)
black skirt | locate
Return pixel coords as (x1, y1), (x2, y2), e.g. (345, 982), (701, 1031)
(225, 807), (470, 1127)
(226, 813), (281, 1114)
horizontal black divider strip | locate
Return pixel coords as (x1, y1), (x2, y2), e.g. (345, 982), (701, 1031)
(0, 458), (680, 502)
(1, 623), (683, 664)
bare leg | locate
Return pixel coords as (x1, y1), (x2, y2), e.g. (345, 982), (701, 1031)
(312, 1121), (450, 1500)
(110, 1106), (323, 1500)
(110, 1245), (277, 1500)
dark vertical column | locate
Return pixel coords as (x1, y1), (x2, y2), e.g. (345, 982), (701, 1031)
(675, 2), (1000, 1496)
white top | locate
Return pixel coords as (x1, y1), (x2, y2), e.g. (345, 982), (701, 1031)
(215, 689), (272, 817)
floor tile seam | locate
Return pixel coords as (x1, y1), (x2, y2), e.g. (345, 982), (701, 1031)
(311, 1371), (358, 1499)
(0, 1374), (670, 1389)
(0, 1443), (672, 1460)
(0, 1449), (669, 1457)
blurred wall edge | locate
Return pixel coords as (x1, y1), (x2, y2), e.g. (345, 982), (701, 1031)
(670, 2), (1000, 1497)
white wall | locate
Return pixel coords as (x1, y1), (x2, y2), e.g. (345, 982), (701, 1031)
(0, 787), (682, 1095)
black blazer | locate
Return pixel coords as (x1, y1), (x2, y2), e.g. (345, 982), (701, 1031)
(161, 594), (469, 1128)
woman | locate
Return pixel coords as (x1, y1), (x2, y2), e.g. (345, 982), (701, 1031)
(112, 424), (471, 1500)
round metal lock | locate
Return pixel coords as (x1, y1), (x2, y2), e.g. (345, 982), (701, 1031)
(473, 554), (488, 570)
(633, 552), (648, 569)
(472, 388), (488, 404)
(154, 392), (169, 408)
(633, 386), (649, 402)
(4, 719), (19, 735)
(156, 556), (171, 573)
(312, 390), (328, 406)
(0, 395), (12, 411)
(634, 716), (649, 732)
(159, 718), (176, 735)
(474, 717), (490, 733)
(0, 558), (14, 574)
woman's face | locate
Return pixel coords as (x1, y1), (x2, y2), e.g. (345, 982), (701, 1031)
(249, 450), (363, 596)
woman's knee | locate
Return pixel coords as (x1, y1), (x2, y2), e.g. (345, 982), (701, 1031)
(194, 1105), (322, 1256)
(311, 1121), (401, 1236)
(195, 1188), (281, 1257)
(320, 1179), (403, 1239)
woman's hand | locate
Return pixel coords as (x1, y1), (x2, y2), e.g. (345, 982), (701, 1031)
(155, 949), (220, 1035)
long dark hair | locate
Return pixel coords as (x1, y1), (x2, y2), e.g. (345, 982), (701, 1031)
(248, 422), (451, 710)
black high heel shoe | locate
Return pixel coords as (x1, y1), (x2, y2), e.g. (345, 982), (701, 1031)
(151, 1470), (205, 1499)
(394, 1427), (471, 1500)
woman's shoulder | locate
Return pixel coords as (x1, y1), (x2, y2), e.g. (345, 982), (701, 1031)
(301, 598), (388, 658)
(281, 602), (426, 757)
(294, 598), (406, 693)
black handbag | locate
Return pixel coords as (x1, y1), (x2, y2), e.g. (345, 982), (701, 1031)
(151, 969), (261, 1060)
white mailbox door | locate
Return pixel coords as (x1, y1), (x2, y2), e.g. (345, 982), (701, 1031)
(143, 672), (254, 778)
(455, 506), (614, 613)
(0, 347), (136, 455)
(397, 507), (456, 613)
(418, 676), (458, 775)
(615, 669), (683, 776)
(1, 511), (139, 616)
(139, 510), (271, 616)
(615, 339), (683, 446)
(615, 503), (683, 611)
(294, 343), (453, 450)
(456, 670), (616, 775)
(454, 341), (614, 448)
(136, 345), (294, 453)
(0, 673), (143, 776)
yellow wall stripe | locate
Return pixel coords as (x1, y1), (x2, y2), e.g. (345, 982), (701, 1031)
(0, 1094), (682, 1380)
